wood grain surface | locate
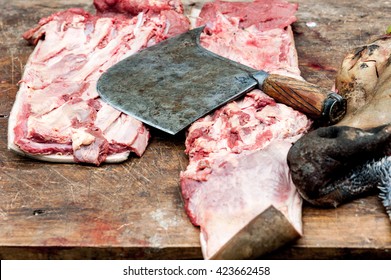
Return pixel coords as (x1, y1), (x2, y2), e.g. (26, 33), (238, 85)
(1, 0), (391, 259)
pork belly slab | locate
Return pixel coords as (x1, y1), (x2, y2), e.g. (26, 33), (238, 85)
(180, 0), (312, 259)
(8, 2), (190, 165)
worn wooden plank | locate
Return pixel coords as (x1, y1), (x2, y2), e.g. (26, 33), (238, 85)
(0, 0), (391, 259)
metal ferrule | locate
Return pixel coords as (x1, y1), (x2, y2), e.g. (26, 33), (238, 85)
(251, 70), (270, 86)
(323, 92), (347, 125)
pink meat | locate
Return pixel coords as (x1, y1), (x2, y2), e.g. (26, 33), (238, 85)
(181, 141), (303, 259)
(199, 10), (301, 78)
(197, 0), (298, 30)
(180, 0), (312, 259)
(93, 0), (189, 37)
(94, 0), (184, 15)
(9, 3), (190, 165)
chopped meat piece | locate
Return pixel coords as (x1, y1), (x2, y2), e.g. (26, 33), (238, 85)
(72, 127), (109, 165)
(197, 0), (298, 30)
(93, 0), (189, 36)
(94, 0), (184, 15)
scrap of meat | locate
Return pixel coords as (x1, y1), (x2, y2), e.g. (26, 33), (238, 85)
(180, 0), (312, 259)
(197, 0), (298, 30)
(93, 0), (189, 37)
(8, 2), (190, 165)
(94, 0), (184, 15)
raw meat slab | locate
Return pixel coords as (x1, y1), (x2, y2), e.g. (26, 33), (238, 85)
(8, 1), (190, 165)
(180, 0), (312, 259)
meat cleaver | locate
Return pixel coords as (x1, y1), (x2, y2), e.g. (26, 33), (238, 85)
(97, 26), (346, 135)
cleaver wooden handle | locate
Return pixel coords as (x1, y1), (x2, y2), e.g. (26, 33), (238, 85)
(258, 73), (346, 125)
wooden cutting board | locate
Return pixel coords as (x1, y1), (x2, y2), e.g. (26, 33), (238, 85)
(0, 0), (390, 259)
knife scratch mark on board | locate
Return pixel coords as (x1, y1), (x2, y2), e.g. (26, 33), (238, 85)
(97, 192), (116, 204)
(119, 162), (131, 175)
(9, 191), (20, 209)
(0, 87), (14, 94)
(69, 184), (76, 203)
(49, 167), (78, 202)
(138, 172), (152, 184)
(116, 223), (132, 231)
(0, 207), (8, 219)
(3, 171), (37, 192)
